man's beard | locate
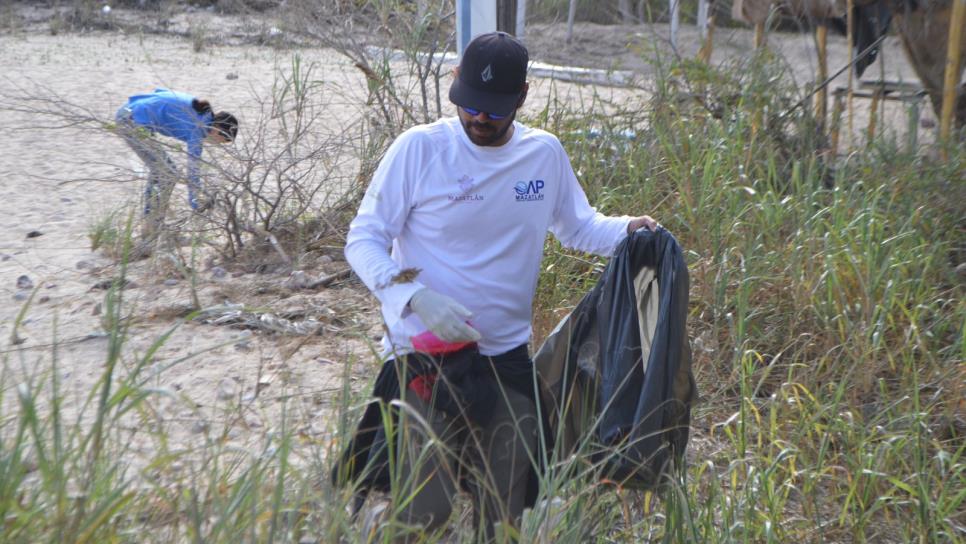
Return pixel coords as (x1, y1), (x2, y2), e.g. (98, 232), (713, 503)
(461, 110), (516, 146)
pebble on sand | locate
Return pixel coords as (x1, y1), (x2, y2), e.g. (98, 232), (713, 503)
(16, 275), (33, 290)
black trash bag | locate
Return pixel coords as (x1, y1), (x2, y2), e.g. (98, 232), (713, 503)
(534, 228), (695, 490)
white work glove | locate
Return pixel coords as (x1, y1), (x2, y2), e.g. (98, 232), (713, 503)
(408, 287), (482, 343)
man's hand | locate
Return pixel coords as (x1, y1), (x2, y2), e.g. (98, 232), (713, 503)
(409, 288), (482, 343)
(627, 215), (660, 234)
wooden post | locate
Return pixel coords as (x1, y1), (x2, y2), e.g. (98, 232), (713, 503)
(754, 22), (765, 48)
(516, 0), (526, 39)
(815, 24), (829, 131)
(940, 0), (966, 158)
(867, 89), (882, 141)
(907, 96), (921, 152)
(831, 91), (845, 156)
(699, 16), (716, 63)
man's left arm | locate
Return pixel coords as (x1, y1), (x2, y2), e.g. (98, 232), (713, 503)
(550, 146), (658, 256)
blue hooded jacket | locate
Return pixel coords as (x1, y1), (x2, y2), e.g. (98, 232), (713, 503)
(124, 88), (212, 197)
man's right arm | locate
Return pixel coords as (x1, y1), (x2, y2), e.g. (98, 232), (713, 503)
(344, 133), (426, 325)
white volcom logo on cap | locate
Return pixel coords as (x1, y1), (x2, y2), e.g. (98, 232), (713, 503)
(481, 64), (493, 82)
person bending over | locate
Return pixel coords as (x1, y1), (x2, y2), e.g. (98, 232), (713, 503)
(115, 88), (237, 249)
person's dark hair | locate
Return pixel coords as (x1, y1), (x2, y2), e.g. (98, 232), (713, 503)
(191, 98), (213, 115)
(211, 111), (239, 142)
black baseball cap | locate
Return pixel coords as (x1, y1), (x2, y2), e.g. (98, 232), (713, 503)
(449, 32), (528, 117)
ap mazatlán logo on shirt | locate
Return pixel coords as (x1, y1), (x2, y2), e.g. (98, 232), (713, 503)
(514, 180), (545, 202)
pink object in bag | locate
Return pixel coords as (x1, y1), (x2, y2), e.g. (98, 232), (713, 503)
(411, 329), (476, 355)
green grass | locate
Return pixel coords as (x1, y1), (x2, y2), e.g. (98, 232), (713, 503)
(2, 42), (964, 544)
(530, 52), (965, 542)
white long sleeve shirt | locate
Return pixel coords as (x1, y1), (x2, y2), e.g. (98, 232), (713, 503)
(345, 117), (631, 356)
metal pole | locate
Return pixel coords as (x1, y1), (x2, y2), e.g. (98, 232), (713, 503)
(940, 0), (966, 157)
(567, 0), (577, 43)
(497, 0), (516, 34)
(670, 0), (680, 50)
(516, 0), (527, 39)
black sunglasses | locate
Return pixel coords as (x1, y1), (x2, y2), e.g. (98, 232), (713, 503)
(461, 106), (508, 120)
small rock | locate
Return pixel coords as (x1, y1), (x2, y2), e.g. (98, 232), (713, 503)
(91, 278), (133, 291)
(283, 270), (311, 290)
(25, 231), (43, 239)
(217, 378), (238, 401)
(920, 117), (936, 129)
(318, 255), (334, 265)
(226, 72), (239, 80)
(91, 303), (101, 316)
(1, 254), (11, 261)
(75, 260), (94, 270)
(190, 420), (209, 434)
(13, 292), (28, 301)
(60, 197), (72, 203)
(16, 275), (33, 290)
(44, 283), (56, 289)
(210, 266), (228, 279)
(38, 295), (50, 304)
(163, 278), (179, 287)
(956, 262), (966, 278)
(241, 391), (256, 403)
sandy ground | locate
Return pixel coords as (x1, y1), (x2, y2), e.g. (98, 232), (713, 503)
(0, 3), (929, 480)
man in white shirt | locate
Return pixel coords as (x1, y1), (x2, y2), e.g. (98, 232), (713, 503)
(344, 31), (658, 541)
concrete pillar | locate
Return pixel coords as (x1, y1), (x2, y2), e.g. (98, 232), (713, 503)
(457, 0), (497, 56)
